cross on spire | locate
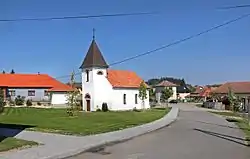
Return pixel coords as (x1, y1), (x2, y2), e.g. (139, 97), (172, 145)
(92, 28), (96, 40)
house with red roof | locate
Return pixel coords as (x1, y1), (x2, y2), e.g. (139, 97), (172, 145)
(212, 81), (250, 112)
(0, 73), (72, 106)
(153, 80), (178, 103)
(79, 37), (150, 111)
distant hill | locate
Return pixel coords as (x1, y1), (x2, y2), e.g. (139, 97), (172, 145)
(147, 77), (195, 93)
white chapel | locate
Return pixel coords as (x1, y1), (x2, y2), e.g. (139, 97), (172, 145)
(80, 36), (150, 111)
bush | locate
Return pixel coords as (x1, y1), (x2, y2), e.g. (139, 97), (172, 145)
(15, 96), (25, 105)
(37, 102), (41, 106)
(96, 108), (101, 112)
(9, 100), (15, 106)
(133, 107), (141, 112)
(102, 102), (109, 112)
(26, 100), (32, 106)
(96, 105), (101, 112)
(0, 89), (4, 113)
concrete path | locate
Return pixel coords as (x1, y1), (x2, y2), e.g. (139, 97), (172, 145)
(68, 103), (250, 159)
(0, 107), (178, 159)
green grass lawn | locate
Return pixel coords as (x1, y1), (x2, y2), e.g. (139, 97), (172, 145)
(208, 111), (241, 118)
(0, 107), (169, 136)
(0, 136), (38, 152)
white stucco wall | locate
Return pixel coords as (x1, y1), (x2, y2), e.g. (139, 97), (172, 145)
(155, 86), (177, 103)
(178, 93), (190, 99)
(82, 67), (113, 111)
(51, 92), (68, 105)
(110, 88), (150, 111)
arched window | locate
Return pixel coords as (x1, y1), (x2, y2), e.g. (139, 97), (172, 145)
(86, 70), (89, 82)
(97, 71), (103, 75)
(135, 94), (138, 104)
(123, 94), (126, 104)
(85, 94), (91, 99)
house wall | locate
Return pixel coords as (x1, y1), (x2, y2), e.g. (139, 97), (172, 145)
(178, 93), (190, 100)
(7, 88), (49, 101)
(155, 86), (177, 103)
(51, 92), (68, 106)
(111, 88), (150, 111)
(82, 67), (113, 111)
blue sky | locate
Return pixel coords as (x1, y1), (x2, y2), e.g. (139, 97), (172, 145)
(0, 0), (250, 85)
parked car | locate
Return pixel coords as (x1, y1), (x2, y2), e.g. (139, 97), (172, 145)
(169, 100), (178, 104)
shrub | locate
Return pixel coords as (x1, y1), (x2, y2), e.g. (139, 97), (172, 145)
(0, 89), (5, 113)
(15, 96), (25, 105)
(133, 107), (141, 112)
(37, 102), (41, 106)
(102, 102), (109, 112)
(66, 107), (74, 116)
(96, 105), (101, 112)
(26, 100), (32, 106)
(9, 100), (15, 106)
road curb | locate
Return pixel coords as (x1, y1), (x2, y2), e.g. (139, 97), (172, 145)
(48, 107), (179, 159)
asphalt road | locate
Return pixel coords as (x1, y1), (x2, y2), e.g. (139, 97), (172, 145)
(68, 104), (250, 159)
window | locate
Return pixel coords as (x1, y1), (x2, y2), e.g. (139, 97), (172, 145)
(86, 70), (89, 82)
(28, 90), (35, 96)
(44, 90), (49, 96)
(9, 90), (16, 96)
(135, 94), (138, 104)
(123, 94), (126, 104)
(97, 71), (103, 75)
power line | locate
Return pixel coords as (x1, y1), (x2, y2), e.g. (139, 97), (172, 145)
(218, 4), (250, 10)
(108, 13), (250, 66)
(3, 13), (250, 83)
(0, 12), (157, 22)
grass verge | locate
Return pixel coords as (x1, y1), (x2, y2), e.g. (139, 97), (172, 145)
(208, 111), (241, 118)
(0, 136), (38, 152)
(209, 111), (250, 145)
(0, 107), (169, 136)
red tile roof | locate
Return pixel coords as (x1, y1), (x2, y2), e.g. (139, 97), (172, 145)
(193, 86), (206, 94)
(155, 80), (177, 87)
(213, 81), (250, 94)
(0, 74), (72, 92)
(107, 70), (147, 88)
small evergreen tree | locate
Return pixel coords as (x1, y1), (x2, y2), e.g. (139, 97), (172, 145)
(102, 102), (109, 112)
(139, 81), (148, 109)
(161, 87), (173, 103)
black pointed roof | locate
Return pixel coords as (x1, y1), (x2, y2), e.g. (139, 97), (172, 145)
(80, 39), (108, 69)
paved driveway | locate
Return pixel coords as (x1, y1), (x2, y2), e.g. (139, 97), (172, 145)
(68, 103), (250, 159)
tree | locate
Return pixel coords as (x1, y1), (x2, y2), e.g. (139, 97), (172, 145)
(161, 87), (173, 103)
(227, 87), (240, 112)
(139, 81), (148, 109)
(0, 89), (5, 113)
(66, 71), (80, 116)
(10, 69), (15, 74)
